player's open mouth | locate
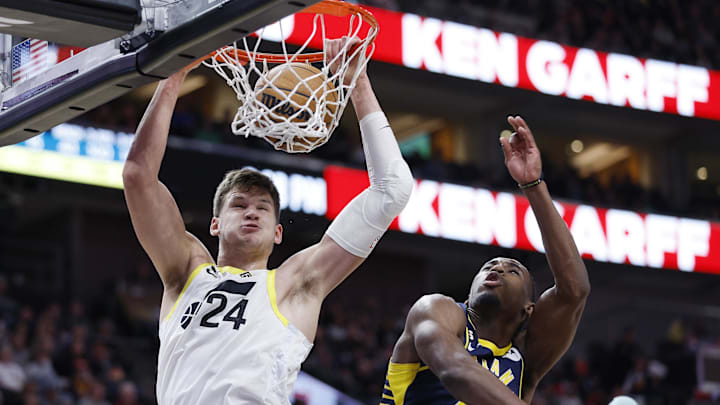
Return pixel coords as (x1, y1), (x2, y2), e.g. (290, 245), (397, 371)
(483, 279), (502, 287)
(483, 273), (502, 287)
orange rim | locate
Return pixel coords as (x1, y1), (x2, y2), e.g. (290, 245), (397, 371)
(184, 0), (378, 70)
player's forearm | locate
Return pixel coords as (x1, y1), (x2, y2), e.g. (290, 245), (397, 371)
(124, 72), (187, 180)
(350, 73), (381, 121)
(358, 111), (408, 189)
(438, 364), (526, 405)
(325, 90), (412, 258)
(414, 310), (526, 405)
(525, 182), (590, 299)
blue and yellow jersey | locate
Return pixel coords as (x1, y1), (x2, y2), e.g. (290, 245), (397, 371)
(380, 303), (524, 405)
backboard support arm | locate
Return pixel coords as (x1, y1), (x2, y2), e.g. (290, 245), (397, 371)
(0, 0), (320, 146)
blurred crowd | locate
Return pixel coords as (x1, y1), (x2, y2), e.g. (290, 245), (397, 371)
(0, 270), (158, 405)
(3, 264), (720, 405)
(358, 0), (720, 70)
(301, 296), (719, 405)
(531, 322), (711, 405)
(303, 298), (407, 402)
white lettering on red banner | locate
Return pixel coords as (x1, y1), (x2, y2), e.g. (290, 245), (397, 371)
(606, 209), (646, 266)
(324, 166), (720, 274)
(525, 40), (568, 96)
(398, 180), (440, 236)
(280, 7), (720, 121)
(606, 54), (646, 109)
(257, 15), (294, 42)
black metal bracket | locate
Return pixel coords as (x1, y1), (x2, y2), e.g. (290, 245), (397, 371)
(0, 0), (319, 146)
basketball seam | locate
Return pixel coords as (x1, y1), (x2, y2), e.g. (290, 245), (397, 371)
(275, 87), (313, 99)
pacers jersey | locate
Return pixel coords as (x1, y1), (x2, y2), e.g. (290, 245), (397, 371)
(381, 303), (524, 405)
(157, 263), (313, 405)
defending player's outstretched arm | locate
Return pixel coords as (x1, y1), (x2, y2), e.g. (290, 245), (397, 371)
(500, 116), (591, 398)
(406, 295), (527, 405)
(123, 71), (211, 306)
(274, 37), (413, 339)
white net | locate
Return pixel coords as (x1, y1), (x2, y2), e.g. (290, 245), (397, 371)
(203, 7), (377, 153)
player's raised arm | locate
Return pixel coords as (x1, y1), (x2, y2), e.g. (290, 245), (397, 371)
(123, 70), (210, 293)
(277, 37), (413, 299)
(499, 116), (591, 389)
(404, 295), (527, 405)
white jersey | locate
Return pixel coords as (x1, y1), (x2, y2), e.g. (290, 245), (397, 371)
(157, 263), (313, 405)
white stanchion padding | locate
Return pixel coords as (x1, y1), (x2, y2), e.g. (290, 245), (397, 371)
(608, 396), (639, 405)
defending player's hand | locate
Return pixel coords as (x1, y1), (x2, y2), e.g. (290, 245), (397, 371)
(500, 115), (542, 185)
(325, 36), (366, 85)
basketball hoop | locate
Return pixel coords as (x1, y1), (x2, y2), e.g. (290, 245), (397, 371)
(191, 0), (378, 153)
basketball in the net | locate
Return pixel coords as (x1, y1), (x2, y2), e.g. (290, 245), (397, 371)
(254, 62), (338, 152)
(255, 62), (338, 126)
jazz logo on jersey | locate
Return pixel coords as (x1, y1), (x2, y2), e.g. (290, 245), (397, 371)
(181, 302), (201, 329)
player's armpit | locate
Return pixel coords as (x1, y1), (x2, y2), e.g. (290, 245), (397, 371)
(501, 119), (590, 389)
(281, 167), (411, 301)
(277, 235), (365, 299)
(123, 176), (210, 292)
(123, 72), (212, 293)
(519, 180), (589, 386)
(409, 295), (527, 405)
(270, 235), (363, 341)
(522, 285), (587, 387)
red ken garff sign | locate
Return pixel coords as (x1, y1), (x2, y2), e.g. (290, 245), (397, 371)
(272, 6), (720, 121)
(324, 166), (720, 275)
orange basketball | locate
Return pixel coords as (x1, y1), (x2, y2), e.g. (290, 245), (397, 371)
(254, 63), (338, 152)
(255, 62), (338, 125)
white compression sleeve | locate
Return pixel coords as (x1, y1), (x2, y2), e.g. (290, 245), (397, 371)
(326, 112), (414, 257)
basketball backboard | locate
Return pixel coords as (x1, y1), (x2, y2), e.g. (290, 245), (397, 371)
(0, 0), (142, 47)
(0, 0), (321, 146)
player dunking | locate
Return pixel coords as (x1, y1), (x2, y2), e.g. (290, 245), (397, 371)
(381, 116), (590, 404)
(122, 38), (413, 404)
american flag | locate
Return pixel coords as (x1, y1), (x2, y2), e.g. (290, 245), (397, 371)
(11, 39), (48, 85)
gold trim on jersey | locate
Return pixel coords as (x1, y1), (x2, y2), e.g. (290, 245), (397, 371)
(267, 270), (289, 327)
(464, 312), (523, 397)
(384, 362), (426, 405)
(519, 354), (525, 398)
(217, 265), (247, 275)
(466, 314), (512, 356)
(476, 338), (511, 356)
(164, 262), (213, 322)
